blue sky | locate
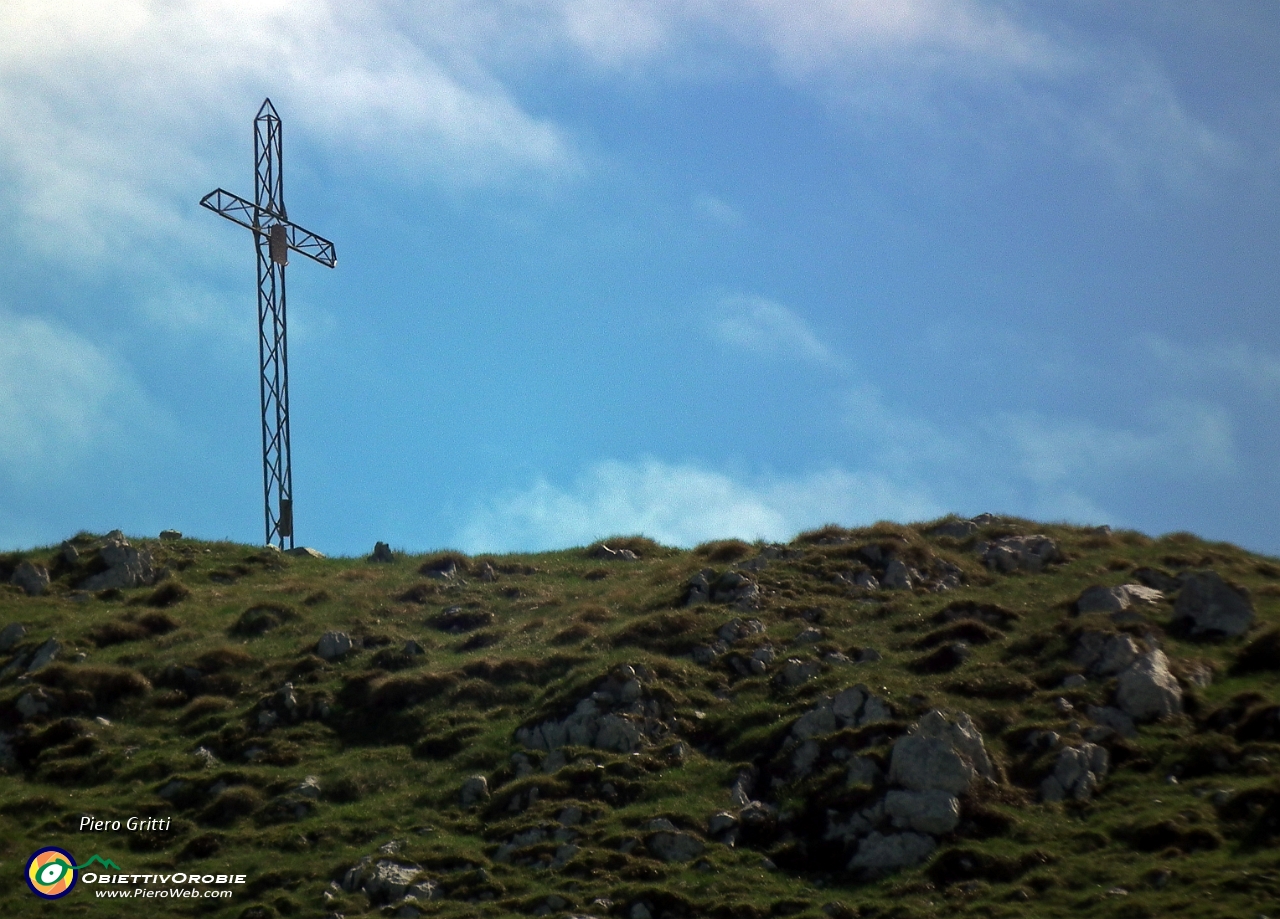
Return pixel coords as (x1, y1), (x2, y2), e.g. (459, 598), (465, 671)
(1, 1), (1278, 557)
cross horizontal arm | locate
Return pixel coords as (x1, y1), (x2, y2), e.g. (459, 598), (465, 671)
(200, 188), (337, 268)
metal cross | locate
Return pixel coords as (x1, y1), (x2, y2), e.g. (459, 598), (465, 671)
(201, 99), (337, 549)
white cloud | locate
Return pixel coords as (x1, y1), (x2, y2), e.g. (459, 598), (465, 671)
(0, 308), (158, 479)
(708, 295), (846, 369)
(1145, 335), (1280, 395)
(0, 0), (578, 282)
(453, 458), (942, 552)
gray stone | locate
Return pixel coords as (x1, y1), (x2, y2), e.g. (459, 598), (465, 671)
(792, 703), (837, 740)
(888, 710), (993, 795)
(1061, 673), (1088, 689)
(647, 830), (704, 862)
(930, 518), (979, 539)
(1133, 567), (1180, 592)
(792, 739), (821, 776)
(856, 647), (883, 664)
(854, 570), (879, 590)
(595, 714), (643, 752)
(1077, 585), (1132, 615)
(0, 623), (26, 652)
(858, 695), (893, 726)
(10, 561), (50, 597)
(284, 546), (326, 558)
(27, 638), (60, 672)
(159, 529), (182, 540)
(1116, 650), (1182, 721)
(59, 541), (79, 565)
(684, 570), (713, 606)
(832, 686), (868, 723)
(881, 559), (913, 590)
(708, 812), (738, 836)
(718, 618), (766, 644)
(978, 535), (1061, 573)
(848, 831), (936, 872)
(778, 658), (821, 687)
(1087, 704), (1137, 738)
(631, 904), (653, 919)
(884, 789), (961, 835)
(1173, 571), (1254, 638)
(342, 858), (425, 904)
(1041, 743), (1109, 801)
(559, 806), (584, 826)
(193, 746), (220, 768)
(158, 779), (189, 800)
(371, 541), (395, 563)
(81, 531), (157, 590)
(846, 755), (882, 787)
(712, 571), (760, 609)
(317, 631), (352, 660)
(16, 688), (52, 720)
(794, 626), (823, 643)
(460, 775), (490, 807)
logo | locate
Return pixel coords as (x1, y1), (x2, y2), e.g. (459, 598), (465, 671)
(26, 847), (78, 899)
(25, 850), (123, 899)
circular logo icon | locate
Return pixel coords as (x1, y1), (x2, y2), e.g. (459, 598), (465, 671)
(26, 847), (78, 899)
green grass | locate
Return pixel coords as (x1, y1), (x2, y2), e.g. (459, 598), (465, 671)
(0, 519), (1277, 917)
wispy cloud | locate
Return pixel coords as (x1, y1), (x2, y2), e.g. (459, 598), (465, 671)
(453, 458), (941, 552)
(1145, 335), (1280, 395)
(0, 308), (159, 480)
(708, 295), (846, 370)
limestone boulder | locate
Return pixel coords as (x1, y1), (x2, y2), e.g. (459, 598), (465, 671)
(460, 775), (490, 807)
(370, 541), (395, 562)
(0, 623), (26, 652)
(1040, 744), (1109, 802)
(27, 638), (60, 673)
(80, 531), (157, 591)
(884, 789), (961, 835)
(647, 829), (705, 863)
(1115, 650), (1183, 721)
(888, 710), (994, 796)
(317, 631), (352, 660)
(848, 831), (936, 873)
(9, 562), (50, 597)
(1173, 571), (1254, 638)
(977, 535), (1061, 573)
(342, 858), (429, 904)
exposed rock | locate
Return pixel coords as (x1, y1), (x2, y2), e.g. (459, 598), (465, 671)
(1086, 705), (1137, 739)
(1040, 744), (1109, 802)
(159, 529), (182, 540)
(1173, 571), (1254, 638)
(846, 755), (882, 787)
(718, 618), (766, 644)
(856, 647), (883, 664)
(884, 789), (961, 835)
(792, 703), (838, 741)
(297, 776), (322, 799)
(1077, 584), (1164, 615)
(1115, 650), (1183, 721)
(712, 571), (761, 609)
(460, 775), (490, 807)
(647, 829), (705, 862)
(516, 669), (670, 754)
(59, 541), (79, 565)
(978, 535), (1062, 573)
(590, 543), (638, 561)
(27, 638), (60, 672)
(777, 658), (821, 687)
(848, 831), (936, 872)
(1133, 567), (1180, 592)
(316, 631), (352, 660)
(1061, 673), (1088, 689)
(929, 518), (980, 539)
(193, 746), (220, 768)
(284, 546), (325, 558)
(881, 559), (913, 590)
(10, 561), (50, 597)
(81, 531), (158, 591)
(0, 622), (26, 652)
(708, 812), (738, 837)
(342, 857), (432, 905)
(853, 571), (879, 590)
(16, 687), (52, 720)
(370, 541), (395, 563)
(684, 570), (714, 606)
(1073, 632), (1143, 677)
(794, 627), (823, 644)
(888, 710), (994, 796)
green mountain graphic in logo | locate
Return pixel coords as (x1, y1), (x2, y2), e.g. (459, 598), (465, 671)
(72, 855), (123, 872)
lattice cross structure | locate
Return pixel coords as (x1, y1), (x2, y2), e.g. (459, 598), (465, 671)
(201, 99), (337, 549)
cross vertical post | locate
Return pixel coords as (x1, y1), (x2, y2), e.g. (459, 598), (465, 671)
(201, 99), (337, 549)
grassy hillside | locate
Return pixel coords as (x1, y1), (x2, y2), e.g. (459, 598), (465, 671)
(1, 518), (1278, 918)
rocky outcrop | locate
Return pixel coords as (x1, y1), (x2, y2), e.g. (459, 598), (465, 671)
(1115, 650), (1183, 721)
(646, 819), (705, 862)
(847, 831), (937, 873)
(370, 541), (395, 562)
(884, 789), (961, 835)
(460, 775), (490, 807)
(888, 710), (995, 795)
(80, 531), (158, 591)
(342, 855), (436, 905)
(977, 535), (1061, 573)
(515, 665), (670, 754)
(1073, 632), (1144, 677)
(1173, 571), (1254, 638)
(0, 623), (26, 652)
(316, 631), (352, 660)
(9, 561), (50, 597)
(1041, 744), (1109, 801)
(1076, 583), (1164, 615)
